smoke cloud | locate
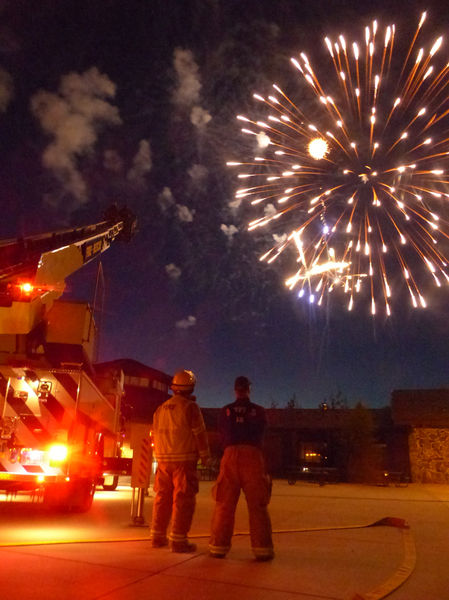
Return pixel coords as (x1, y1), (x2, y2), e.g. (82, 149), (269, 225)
(165, 263), (182, 280)
(127, 139), (152, 187)
(228, 198), (242, 213)
(176, 315), (197, 329)
(172, 48), (201, 106)
(190, 105), (211, 130)
(188, 163), (208, 183)
(264, 203), (277, 218)
(172, 48), (211, 131)
(158, 186), (175, 211)
(30, 67), (121, 202)
(176, 204), (195, 222)
(221, 224), (238, 240)
(273, 233), (288, 244)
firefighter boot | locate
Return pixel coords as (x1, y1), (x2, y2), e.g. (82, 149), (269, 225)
(170, 540), (197, 553)
(209, 551), (226, 558)
(151, 537), (168, 548)
(255, 549), (275, 561)
(255, 553), (274, 562)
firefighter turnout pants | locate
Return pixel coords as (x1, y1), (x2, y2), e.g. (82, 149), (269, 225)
(150, 461), (199, 545)
(209, 445), (273, 559)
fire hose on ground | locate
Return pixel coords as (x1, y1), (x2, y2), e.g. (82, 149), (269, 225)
(0, 516), (416, 600)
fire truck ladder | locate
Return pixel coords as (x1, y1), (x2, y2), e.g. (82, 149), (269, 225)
(0, 206), (136, 334)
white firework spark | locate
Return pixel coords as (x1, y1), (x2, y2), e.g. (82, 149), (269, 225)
(228, 12), (449, 316)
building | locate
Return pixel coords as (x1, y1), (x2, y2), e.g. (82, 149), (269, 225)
(391, 389), (449, 484)
(203, 406), (394, 481)
(95, 358), (171, 422)
(93, 358), (449, 484)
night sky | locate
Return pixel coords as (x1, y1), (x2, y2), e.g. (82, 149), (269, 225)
(1, 0), (449, 409)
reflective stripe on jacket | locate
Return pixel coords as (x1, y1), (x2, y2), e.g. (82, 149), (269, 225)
(153, 393), (210, 462)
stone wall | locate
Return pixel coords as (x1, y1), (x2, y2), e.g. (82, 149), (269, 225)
(408, 428), (449, 483)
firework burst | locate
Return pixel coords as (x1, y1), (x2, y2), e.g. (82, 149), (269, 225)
(228, 12), (449, 315)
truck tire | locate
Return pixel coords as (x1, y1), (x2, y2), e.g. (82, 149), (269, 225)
(71, 479), (96, 512)
(43, 479), (95, 512)
(102, 475), (119, 491)
(43, 483), (70, 511)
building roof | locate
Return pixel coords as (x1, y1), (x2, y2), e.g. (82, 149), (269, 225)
(266, 408), (351, 429)
(201, 408), (220, 429)
(201, 407), (391, 431)
(123, 387), (165, 421)
(95, 358), (172, 383)
(391, 389), (449, 427)
(95, 359), (172, 422)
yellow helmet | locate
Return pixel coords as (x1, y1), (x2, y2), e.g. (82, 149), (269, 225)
(171, 369), (196, 392)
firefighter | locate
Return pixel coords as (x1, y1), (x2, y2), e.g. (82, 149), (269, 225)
(209, 376), (274, 561)
(150, 369), (210, 553)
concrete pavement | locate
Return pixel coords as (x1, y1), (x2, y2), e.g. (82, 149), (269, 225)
(1, 480), (449, 599)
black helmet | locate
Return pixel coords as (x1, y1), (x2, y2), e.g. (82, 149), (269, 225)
(234, 375), (251, 391)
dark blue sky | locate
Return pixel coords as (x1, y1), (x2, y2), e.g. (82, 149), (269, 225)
(1, 0), (449, 408)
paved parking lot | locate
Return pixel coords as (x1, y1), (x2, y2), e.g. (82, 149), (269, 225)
(1, 480), (448, 599)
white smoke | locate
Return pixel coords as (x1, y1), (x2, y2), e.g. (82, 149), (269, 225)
(0, 67), (13, 112)
(188, 163), (208, 183)
(190, 105), (211, 130)
(176, 315), (196, 329)
(172, 49), (201, 106)
(158, 186), (175, 211)
(228, 198), (242, 213)
(221, 224), (238, 240)
(264, 203), (277, 218)
(176, 204), (195, 222)
(158, 188), (194, 222)
(273, 233), (288, 244)
(30, 67), (121, 202)
(59, 69), (120, 122)
(165, 263), (182, 280)
(172, 48), (211, 131)
(188, 163), (208, 192)
(42, 138), (88, 200)
(127, 139), (152, 187)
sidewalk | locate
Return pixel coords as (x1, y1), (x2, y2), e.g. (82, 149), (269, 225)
(1, 481), (448, 599)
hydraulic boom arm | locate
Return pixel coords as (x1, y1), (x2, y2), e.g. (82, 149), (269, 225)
(0, 206), (136, 334)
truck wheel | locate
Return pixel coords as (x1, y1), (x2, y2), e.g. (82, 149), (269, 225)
(102, 475), (119, 491)
(43, 483), (70, 511)
(72, 479), (96, 512)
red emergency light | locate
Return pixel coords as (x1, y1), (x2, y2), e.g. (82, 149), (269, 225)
(20, 282), (34, 294)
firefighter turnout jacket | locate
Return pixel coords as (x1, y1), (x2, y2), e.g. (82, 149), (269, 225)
(152, 393), (210, 463)
(151, 393), (210, 548)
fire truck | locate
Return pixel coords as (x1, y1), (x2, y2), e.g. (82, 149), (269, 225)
(0, 208), (136, 511)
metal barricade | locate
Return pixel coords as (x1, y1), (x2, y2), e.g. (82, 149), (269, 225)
(130, 423), (152, 525)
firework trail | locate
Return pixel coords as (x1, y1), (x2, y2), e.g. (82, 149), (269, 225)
(228, 12), (449, 315)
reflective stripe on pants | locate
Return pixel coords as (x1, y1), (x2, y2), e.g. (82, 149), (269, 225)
(150, 461), (198, 543)
(209, 445), (273, 558)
